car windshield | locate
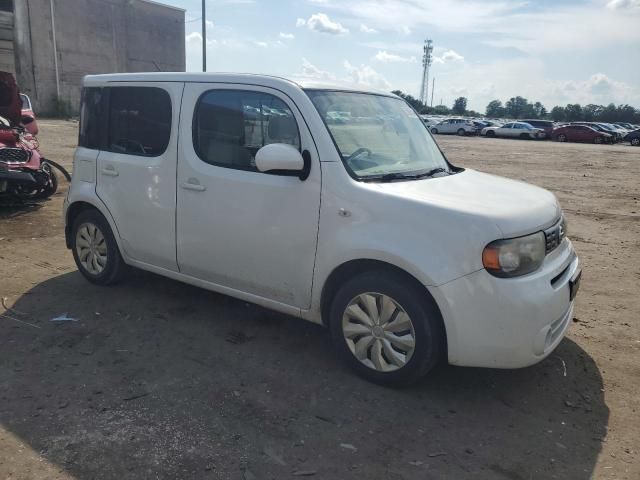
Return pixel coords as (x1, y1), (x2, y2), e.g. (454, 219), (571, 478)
(19, 94), (31, 110)
(306, 90), (449, 180)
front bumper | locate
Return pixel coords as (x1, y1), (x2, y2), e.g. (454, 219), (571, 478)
(430, 238), (580, 369)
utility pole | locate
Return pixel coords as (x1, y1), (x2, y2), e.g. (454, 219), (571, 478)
(202, 0), (206, 72)
(430, 77), (435, 108)
(419, 39), (433, 104)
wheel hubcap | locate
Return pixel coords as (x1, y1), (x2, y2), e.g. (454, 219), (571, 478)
(342, 292), (416, 372)
(76, 222), (107, 275)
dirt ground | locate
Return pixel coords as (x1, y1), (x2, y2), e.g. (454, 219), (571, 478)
(1, 120), (639, 480)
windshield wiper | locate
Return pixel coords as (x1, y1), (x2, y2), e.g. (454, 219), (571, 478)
(367, 167), (449, 182)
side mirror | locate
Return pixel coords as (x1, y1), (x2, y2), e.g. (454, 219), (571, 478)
(255, 143), (310, 180)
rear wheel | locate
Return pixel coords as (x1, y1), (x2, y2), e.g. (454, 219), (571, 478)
(519, 133), (529, 139)
(329, 270), (444, 386)
(431, 128), (438, 134)
(457, 128), (466, 136)
(631, 138), (640, 146)
(557, 134), (567, 142)
(486, 130), (495, 138)
(71, 209), (127, 285)
(594, 136), (603, 144)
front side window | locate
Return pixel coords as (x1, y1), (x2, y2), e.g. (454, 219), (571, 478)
(107, 87), (171, 157)
(502, 123), (513, 129)
(307, 90), (449, 181)
(193, 90), (300, 171)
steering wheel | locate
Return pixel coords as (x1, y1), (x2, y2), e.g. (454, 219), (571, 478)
(345, 147), (372, 163)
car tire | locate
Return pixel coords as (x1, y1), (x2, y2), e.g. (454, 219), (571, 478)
(594, 136), (603, 144)
(431, 128), (438, 134)
(519, 133), (529, 139)
(328, 270), (444, 386)
(557, 134), (567, 142)
(631, 138), (640, 146)
(457, 128), (466, 136)
(486, 130), (495, 138)
(71, 209), (127, 285)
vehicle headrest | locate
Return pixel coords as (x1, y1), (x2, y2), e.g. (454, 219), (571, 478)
(268, 115), (297, 141)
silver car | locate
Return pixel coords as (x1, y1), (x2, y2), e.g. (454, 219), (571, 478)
(431, 118), (477, 136)
(481, 122), (545, 140)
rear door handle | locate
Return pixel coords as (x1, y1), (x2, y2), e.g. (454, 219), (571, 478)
(181, 178), (206, 192)
(101, 166), (119, 177)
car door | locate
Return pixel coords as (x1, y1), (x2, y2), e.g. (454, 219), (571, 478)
(496, 123), (513, 137)
(439, 120), (454, 134)
(176, 84), (321, 309)
(95, 83), (182, 271)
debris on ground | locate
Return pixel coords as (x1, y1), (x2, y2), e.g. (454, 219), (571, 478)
(340, 443), (358, 452)
(50, 313), (78, 322)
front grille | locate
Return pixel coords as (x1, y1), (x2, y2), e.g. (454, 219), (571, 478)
(544, 217), (566, 253)
(0, 148), (30, 164)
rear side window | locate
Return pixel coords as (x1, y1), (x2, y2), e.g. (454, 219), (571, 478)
(79, 87), (105, 149)
(107, 87), (171, 157)
(193, 90), (300, 171)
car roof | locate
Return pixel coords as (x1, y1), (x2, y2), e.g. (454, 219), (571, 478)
(82, 72), (397, 98)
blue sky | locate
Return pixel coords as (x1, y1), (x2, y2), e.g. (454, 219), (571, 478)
(162, 0), (640, 111)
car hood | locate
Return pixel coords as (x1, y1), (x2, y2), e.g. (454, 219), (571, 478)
(370, 169), (561, 237)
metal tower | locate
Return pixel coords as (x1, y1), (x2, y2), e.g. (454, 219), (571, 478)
(419, 39), (433, 105)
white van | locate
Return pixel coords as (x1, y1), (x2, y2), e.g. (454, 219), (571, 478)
(64, 73), (581, 385)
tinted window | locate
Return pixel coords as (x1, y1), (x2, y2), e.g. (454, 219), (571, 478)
(193, 90), (300, 171)
(107, 87), (171, 157)
(502, 123), (513, 128)
(79, 87), (105, 149)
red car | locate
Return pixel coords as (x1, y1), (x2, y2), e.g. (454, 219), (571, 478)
(19, 93), (39, 135)
(552, 125), (612, 144)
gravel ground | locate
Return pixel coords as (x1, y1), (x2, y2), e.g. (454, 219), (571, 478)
(0, 120), (639, 479)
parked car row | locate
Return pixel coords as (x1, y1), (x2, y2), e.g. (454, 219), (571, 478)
(422, 115), (640, 146)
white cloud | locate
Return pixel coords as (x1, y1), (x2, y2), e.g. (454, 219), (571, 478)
(279, 32), (294, 39)
(293, 58), (390, 90)
(205, 20), (214, 29)
(296, 18), (306, 27)
(299, 57), (337, 81)
(433, 49), (464, 64)
(374, 50), (416, 63)
(360, 23), (377, 33)
(309, 0), (329, 3)
(305, 13), (349, 34)
(186, 31), (202, 43)
(606, 0), (640, 9)
(254, 41), (268, 47)
(399, 25), (411, 35)
(344, 60), (391, 89)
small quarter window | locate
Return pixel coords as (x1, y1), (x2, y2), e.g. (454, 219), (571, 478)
(193, 90), (300, 171)
(107, 87), (171, 157)
(78, 87), (105, 149)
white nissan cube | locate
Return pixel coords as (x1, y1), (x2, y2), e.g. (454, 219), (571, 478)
(64, 73), (581, 385)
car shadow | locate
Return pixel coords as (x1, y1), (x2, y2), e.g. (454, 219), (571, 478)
(0, 270), (608, 479)
(0, 201), (44, 219)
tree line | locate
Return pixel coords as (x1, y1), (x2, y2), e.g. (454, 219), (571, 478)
(391, 90), (640, 124)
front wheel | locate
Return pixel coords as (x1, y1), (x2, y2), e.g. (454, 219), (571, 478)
(431, 128), (438, 134)
(329, 270), (444, 386)
(457, 128), (466, 136)
(557, 134), (567, 142)
(594, 136), (603, 144)
(71, 209), (127, 285)
(631, 138), (640, 146)
(485, 130), (495, 138)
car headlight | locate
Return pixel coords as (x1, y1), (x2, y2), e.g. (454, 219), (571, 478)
(482, 232), (546, 278)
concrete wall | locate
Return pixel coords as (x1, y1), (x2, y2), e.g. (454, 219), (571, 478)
(14, 0), (185, 115)
(0, 10), (14, 73)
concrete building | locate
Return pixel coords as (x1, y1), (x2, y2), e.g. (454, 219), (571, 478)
(0, 0), (185, 115)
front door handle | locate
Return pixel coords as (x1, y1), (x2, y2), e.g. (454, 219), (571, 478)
(181, 178), (206, 192)
(101, 166), (119, 177)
